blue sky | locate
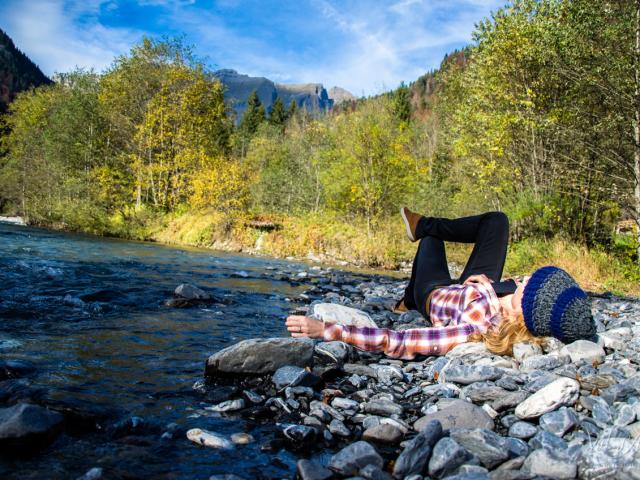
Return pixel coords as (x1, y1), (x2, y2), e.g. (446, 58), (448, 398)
(0, 0), (505, 96)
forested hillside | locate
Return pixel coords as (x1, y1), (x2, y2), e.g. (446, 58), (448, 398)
(0, 28), (51, 113)
(0, 0), (638, 293)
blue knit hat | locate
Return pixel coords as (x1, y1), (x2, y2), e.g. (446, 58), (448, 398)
(521, 266), (596, 343)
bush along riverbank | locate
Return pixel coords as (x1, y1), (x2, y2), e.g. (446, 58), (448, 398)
(188, 267), (640, 480)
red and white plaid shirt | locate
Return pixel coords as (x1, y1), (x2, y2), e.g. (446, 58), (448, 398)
(323, 281), (501, 359)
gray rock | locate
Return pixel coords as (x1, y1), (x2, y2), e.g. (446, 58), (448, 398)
(205, 337), (314, 377)
(0, 403), (64, 447)
(442, 365), (503, 385)
(502, 437), (529, 458)
(362, 423), (403, 444)
(312, 303), (378, 328)
(508, 421), (537, 440)
(175, 283), (211, 300)
(362, 415), (381, 430)
(393, 420), (443, 479)
(359, 463), (393, 480)
(282, 424), (317, 448)
(272, 365), (319, 390)
(372, 364), (404, 383)
(448, 428), (510, 469)
(363, 399), (403, 417)
(344, 363), (377, 378)
(315, 341), (350, 364)
(600, 376), (640, 404)
(414, 399), (494, 432)
(331, 397), (359, 411)
(329, 440), (383, 476)
(428, 437), (475, 479)
(520, 353), (568, 371)
(297, 459), (333, 480)
(528, 431), (568, 451)
(514, 377), (579, 419)
(76, 467), (103, 480)
(561, 340), (605, 365)
(461, 383), (508, 403)
(592, 400), (614, 428)
(446, 343), (490, 361)
(328, 418), (351, 437)
(615, 404), (637, 427)
(205, 399), (245, 413)
(539, 407), (578, 436)
(523, 449), (576, 479)
(512, 342), (542, 363)
(579, 437), (640, 480)
(490, 391), (529, 412)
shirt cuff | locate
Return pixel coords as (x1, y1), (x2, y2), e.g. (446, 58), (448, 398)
(323, 322), (344, 342)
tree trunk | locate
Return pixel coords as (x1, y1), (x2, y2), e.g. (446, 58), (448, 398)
(635, 0), (640, 261)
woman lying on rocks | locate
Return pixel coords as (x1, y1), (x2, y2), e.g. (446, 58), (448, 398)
(286, 209), (596, 358)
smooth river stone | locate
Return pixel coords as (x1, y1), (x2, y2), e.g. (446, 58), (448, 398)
(175, 283), (211, 300)
(579, 438), (640, 480)
(414, 399), (494, 432)
(311, 303), (378, 328)
(0, 402), (64, 447)
(427, 437), (475, 479)
(560, 340), (605, 365)
(205, 337), (314, 377)
(448, 428), (510, 469)
(186, 428), (233, 449)
(512, 342), (542, 363)
(441, 365), (503, 385)
(515, 377), (579, 419)
(393, 420), (443, 479)
(362, 423), (403, 444)
(328, 441), (383, 476)
(522, 449), (576, 479)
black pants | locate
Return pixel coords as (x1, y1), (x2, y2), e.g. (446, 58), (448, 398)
(403, 211), (510, 316)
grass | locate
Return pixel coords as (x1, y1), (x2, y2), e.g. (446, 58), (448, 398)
(144, 210), (640, 297)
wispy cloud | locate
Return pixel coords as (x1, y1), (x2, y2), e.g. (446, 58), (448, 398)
(0, 0), (506, 95)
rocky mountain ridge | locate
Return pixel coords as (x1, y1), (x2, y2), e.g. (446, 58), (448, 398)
(213, 69), (355, 120)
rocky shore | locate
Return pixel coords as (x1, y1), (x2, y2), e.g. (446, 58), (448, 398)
(192, 266), (640, 480)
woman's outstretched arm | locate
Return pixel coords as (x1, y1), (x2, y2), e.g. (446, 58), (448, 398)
(285, 315), (478, 359)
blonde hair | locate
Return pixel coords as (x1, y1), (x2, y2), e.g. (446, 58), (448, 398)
(468, 308), (542, 356)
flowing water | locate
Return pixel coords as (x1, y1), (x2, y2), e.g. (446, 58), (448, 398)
(0, 222), (337, 479)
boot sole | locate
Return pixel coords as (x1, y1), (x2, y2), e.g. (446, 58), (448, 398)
(400, 207), (417, 242)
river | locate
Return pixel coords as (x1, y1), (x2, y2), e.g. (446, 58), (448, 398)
(0, 222), (351, 479)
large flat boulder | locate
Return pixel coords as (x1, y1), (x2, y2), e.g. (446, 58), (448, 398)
(205, 337), (314, 378)
(0, 402), (64, 447)
(311, 303), (378, 328)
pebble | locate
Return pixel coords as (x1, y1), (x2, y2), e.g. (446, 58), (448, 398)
(205, 399), (245, 413)
(508, 421), (537, 440)
(442, 365), (503, 385)
(512, 342), (542, 363)
(448, 428), (510, 469)
(363, 399), (403, 416)
(328, 418), (351, 437)
(393, 420), (443, 479)
(560, 340), (605, 365)
(538, 406), (578, 436)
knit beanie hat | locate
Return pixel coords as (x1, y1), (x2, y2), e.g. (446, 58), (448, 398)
(521, 266), (596, 344)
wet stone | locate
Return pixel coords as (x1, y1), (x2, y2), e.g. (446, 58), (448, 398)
(315, 341), (350, 364)
(272, 365), (320, 390)
(0, 402), (64, 448)
(331, 397), (359, 411)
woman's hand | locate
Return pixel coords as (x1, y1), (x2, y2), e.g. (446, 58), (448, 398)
(285, 315), (325, 339)
(463, 274), (493, 286)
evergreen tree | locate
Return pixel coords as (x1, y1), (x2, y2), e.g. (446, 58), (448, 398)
(269, 96), (287, 129)
(393, 82), (412, 123)
(240, 90), (265, 136)
(286, 100), (297, 120)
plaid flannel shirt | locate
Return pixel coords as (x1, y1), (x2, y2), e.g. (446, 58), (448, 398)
(323, 281), (501, 359)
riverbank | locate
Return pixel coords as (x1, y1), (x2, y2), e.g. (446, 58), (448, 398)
(13, 209), (640, 296)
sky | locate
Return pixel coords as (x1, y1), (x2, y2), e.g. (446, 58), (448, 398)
(0, 0), (506, 97)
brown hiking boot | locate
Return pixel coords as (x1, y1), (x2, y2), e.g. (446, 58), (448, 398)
(400, 207), (422, 242)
